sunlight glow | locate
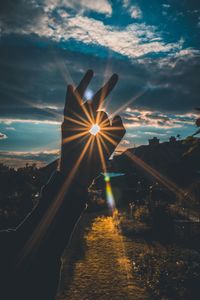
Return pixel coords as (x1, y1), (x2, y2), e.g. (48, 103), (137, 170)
(84, 89), (93, 100)
(17, 62), (129, 267)
(89, 124), (100, 135)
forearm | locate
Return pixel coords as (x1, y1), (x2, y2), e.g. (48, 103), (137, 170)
(0, 172), (88, 300)
(16, 171), (88, 256)
(41, 171), (88, 256)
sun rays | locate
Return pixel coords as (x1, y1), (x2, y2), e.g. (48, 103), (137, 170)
(125, 150), (192, 202)
(62, 103), (121, 150)
(16, 103), (119, 266)
(15, 65), (148, 269)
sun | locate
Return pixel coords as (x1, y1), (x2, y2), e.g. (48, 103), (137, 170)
(89, 124), (101, 136)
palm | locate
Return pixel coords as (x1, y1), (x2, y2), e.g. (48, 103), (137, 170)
(60, 70), (125, 187)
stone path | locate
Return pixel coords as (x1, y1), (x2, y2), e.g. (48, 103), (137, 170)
(56, 212), (147, 300)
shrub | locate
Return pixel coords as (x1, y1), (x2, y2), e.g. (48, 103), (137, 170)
(133, 206), (151, 223)
(133, 246), (200, 299)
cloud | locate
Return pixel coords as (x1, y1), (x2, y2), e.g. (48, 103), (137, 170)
(0, 149), (59, 168)
(174, 48), (200, 58)
(130, 7), (142, 19)
(0, 0), (44, 34)
(0, 132), (7, 139)
(123, 108), (198, 129)
(134, 55), (200, 112)
(5, 126), (15, 130)
(18, 15), (181, 59)
(143, 131), (168, 136)
(0, 1), (191, 60)
(122, 1), (142, 18)
(0, 158), (46, 169)
(0, 0), (112, 35)
(0, 118), (60, 125)
(162, 4), (171, 8)
(45, 0), (112, 16)
(0, 36), (200, 127)
(126, 133), (139, 138)
(123, 1), (143, 19)
(120, 139), (130, 145)
(59, 16), (180, 58)
(0, 0), (199, 152)
(0, 149), (59, 157)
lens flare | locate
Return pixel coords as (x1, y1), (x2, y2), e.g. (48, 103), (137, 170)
(84, 89), (93, 100)
(104, 174), (115, 211)
(89, 124), (100, 135)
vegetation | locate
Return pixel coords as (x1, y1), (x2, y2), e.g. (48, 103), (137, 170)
(1, 135), (200, 298)
(0, 163), (46, 229)
(133, 206), (150, 223)
(133, 245), (200, 299)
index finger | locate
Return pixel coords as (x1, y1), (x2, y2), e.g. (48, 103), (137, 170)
(65, 70), (94, 113)
(64, 84), (74, 114)
(75, 69), (93, 100)
(91, 73), (118, 111)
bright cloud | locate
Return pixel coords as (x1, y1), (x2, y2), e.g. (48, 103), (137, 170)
(120, 139), (130, 145)
(1, 1), (198, 61)
(143, 131), (170, 136)
(29, 14), (183, 59)
(5, 127), (16, 131)
(0, 149), (59, 156)
(123, 1), (143, 19)
(45, 0), (112, 15)
(174, 48), (200, 58)
(0, 132), (7, 139)
(0, 149), (59, 168)
(130, 6), (143, 19)
(162, 4), (171, 8)
(0, 118), (60, 125)
(123, 108), (198, 129)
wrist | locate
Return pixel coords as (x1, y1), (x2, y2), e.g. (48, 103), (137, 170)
(42, 170), (88, 200)
(59, 164), (92, 189)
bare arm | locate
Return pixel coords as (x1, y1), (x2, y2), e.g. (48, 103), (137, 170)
(0, 70), (125, 300)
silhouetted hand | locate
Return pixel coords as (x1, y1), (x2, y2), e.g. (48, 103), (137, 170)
(192, 107), (200, 136)
(60, 70), (125, 187)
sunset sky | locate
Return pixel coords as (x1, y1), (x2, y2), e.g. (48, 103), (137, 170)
(0, 0), (200, 166)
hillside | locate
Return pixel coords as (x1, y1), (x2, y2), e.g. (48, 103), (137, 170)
(111, 137), (200, 187)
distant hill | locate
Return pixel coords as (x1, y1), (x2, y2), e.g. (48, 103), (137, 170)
(40, 137), (200, 188)
(111, 137), (200, 187)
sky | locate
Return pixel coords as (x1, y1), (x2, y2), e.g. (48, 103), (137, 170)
(0, 0), (200, 167)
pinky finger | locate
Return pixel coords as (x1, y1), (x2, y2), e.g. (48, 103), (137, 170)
(112, 115), (126, 136)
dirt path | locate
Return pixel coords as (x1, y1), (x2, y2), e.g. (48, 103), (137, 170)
(56, 212), (147, 300)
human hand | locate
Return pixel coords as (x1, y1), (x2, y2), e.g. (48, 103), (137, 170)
(192, 108), (200, 136)
(60, 70), (125, 187)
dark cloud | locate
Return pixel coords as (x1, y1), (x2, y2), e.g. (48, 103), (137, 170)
(130, 55), (200, 112)
(0, 35), (146, 120)
(0, 0), (44, 33)
(0, 34), (199, 123)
